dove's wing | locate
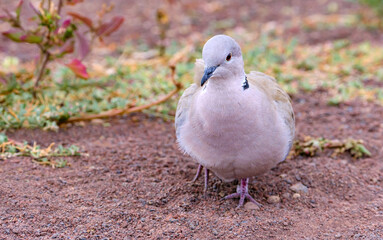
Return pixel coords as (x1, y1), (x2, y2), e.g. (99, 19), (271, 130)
(192, 59), (205, 85)
(175, 59), (204, 138)
(247, 71), (295, 141)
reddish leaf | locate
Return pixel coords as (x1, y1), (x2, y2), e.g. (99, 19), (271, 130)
(74, 31), (90, 60)
(3, 31), (42, 43)
(65, 59), (89, 79)
(0, 15), (8, 21)
(66, 0), (84, 5)
(61, 18), (72, 28)
(60, 40), (75, 55)
(54, 18), (72, 34)
(96, 16), (124, 37)
(67, 12), (93, 29)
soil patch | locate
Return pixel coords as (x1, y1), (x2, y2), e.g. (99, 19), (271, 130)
(1, 91), (382, 239)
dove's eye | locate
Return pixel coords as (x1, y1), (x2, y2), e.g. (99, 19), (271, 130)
(226, 53), (232, 61)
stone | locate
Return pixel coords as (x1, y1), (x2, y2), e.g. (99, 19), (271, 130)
(244, 202), (260, 210)
(282, 192), (291, 199)
(267, 195), (281, 204)
(292, 193), (301, 199)
(290, 182), (308, 193)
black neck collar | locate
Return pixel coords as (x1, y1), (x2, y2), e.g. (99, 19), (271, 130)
(242, 76), (249, 90)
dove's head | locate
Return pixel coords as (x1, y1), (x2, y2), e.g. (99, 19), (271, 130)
(201, 35), (244, 86)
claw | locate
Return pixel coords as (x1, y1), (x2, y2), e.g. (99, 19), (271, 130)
(223, 178), (262, 208)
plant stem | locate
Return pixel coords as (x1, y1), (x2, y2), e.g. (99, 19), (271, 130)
(34, 52), (50, 88)
(66, 66), (182, 122)
(57, 0), (63, 15)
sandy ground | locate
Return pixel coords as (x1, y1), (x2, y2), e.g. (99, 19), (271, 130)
(1, 91), (383, 239)
(1, 0), (383, 239)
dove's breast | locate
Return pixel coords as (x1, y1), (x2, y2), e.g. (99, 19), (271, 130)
(177, 82), (292, 181)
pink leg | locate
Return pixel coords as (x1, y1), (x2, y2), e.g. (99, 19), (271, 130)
(223, 178), (262, 208)
(204, 167), (209, 193)
(191, 164), (210, 193)
(191, 164), (203, 183)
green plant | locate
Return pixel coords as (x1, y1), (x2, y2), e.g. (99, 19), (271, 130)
(293, 136), (371, 159)
(357, 0), (383, 30)
(359, 0), (383, 17)
(0, 0), (124, 88)
(0, 132), (82, 167)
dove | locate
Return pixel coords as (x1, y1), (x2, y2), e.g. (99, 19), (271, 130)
(175, 35), (295, 208)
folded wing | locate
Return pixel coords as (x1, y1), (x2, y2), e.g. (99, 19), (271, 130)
(175, 59), (204, 138)
(247, 71), (295, 142)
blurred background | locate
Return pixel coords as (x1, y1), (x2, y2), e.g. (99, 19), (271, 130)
(0, 0), (383, 130)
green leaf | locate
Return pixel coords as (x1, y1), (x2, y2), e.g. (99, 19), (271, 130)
(20, 34), (43, 43)
(16, 0), (24, 21)
(0, 133), (8, 143)
(358, 144), (371, 157)
(2, 31), (43, 43)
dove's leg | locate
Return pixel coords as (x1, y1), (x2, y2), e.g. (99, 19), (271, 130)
(223, 178), (262, 208)
(191, 164), (203, 182)
(204, 167), (209, 193)
(191, 164), (210, 192)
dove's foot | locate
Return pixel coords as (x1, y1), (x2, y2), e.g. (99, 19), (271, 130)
(191, 164), (203, 182)
(191, 164), (210, 193)
(223, 178), (262, 208)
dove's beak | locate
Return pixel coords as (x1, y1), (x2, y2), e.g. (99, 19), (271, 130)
(201, 66), (217, 87)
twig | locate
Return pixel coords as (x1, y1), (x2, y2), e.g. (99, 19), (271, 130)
(34, 52), (50, 89)
(57, 0), (63, 15)
(66, 66), (182, 123)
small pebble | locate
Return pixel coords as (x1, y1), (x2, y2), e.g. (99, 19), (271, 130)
(91, 119), (104, 125)
(267, 195), (281, 204)
(244, 202), (260, 210)
(189, 221), (198, 230)
(131, 116), (140, 122)
(290, 182), (308, 193)
(371, 177), (378, 183)
(74, 121), (86, 127)
(292, 193), (301, 199)
(282, 193), (291, 199)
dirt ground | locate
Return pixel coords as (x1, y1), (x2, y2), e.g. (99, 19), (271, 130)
(1, 0), (383, 239)
(1, 91), (383, 239)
